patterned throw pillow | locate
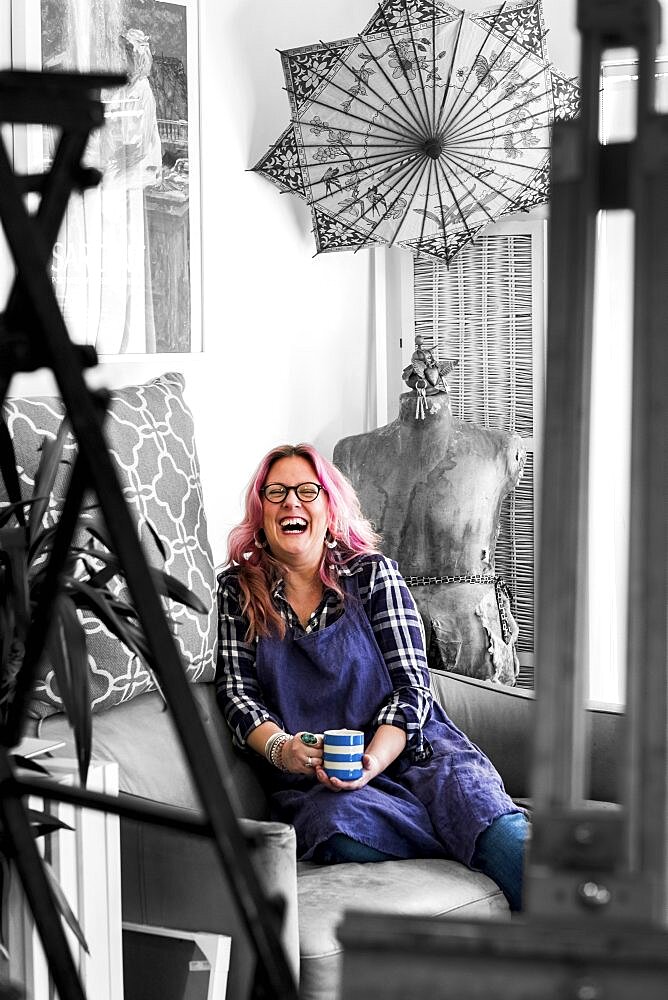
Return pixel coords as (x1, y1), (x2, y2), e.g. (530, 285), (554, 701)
(2, 372), (217, 717)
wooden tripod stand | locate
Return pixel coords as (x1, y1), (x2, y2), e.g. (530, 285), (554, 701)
(339, 0), (668, 995)
(0, 71), (297, 1000)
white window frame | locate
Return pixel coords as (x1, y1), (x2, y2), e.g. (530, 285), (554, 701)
(395, 217), (547, 686)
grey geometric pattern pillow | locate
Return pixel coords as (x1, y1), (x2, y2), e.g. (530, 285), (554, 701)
(2, 372), (217, 718)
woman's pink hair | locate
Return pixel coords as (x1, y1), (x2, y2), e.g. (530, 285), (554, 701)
(226, 443), (381, 639)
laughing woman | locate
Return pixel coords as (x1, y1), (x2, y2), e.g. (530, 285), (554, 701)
(215, 443), (529, 910)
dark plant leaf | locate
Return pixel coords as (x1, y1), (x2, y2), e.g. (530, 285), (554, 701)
(0, 807), (71, 856)
(25, 563), (48, 594)
(75, 544), (207, 614)
(47, 595), (91, 785)
(25, 807), (73, 833)
(26, 815), (75, 841)
(61, 545), (122, 593)
(0, 820), (86, 968)
(0, 418), (25, 525)
(114, 621), (165, 701)
(0, 601), (19, 722)
(28, 519), (59, 563)
(43, 858), (90, 954)
(29, 823), (66, 840)
(144, 521), (167, 565)
(10, 754), (50, 775)
(0, 601), (17, 661)
(155, 571), (207, 615)
(113, 619), (152, 663)
(114, 616), (152, 662)
(81, 546), (120, 573)
(0, 528), (30, 630)
(83, 562), (119, 590)
(69, 552), (120, 590)
(0, 853), (10, 959)
(106, 599), (141, 621)
(30, 422), (70, 546)
(63, 583), (165, 705)
(142, 519), (167, 562)
(67, 580), (145, 660)
(0, 498), (34, 530)
(34, 421), (70, 496)
(66, 544), (113, 564)
(84, 522), (113, 552)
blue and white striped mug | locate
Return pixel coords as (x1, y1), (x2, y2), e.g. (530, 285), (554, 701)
(323, 729), (365, 780)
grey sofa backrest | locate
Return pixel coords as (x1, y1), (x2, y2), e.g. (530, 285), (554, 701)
(37, 684), (269, 818)
(430, 668), (622, 803)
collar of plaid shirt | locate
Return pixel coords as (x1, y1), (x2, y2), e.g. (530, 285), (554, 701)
(270, 558), (364, 634)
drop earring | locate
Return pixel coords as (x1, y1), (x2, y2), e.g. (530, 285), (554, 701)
(254, 530), (267, 549)
(324, 531), (338, 550)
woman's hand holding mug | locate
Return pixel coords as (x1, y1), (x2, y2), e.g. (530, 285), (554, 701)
(315, 724), (407, 792)
(282, 731), (324, 774)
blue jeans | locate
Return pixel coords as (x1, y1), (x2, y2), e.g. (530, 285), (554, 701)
(314, 812), (529, 912)
(470, 811), (529, 912)
(313, 833), (397, 865)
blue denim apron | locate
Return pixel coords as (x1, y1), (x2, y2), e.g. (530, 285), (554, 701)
(255, 577), (519, 865)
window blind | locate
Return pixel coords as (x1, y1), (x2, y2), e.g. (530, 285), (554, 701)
(413, 230), (543, 688)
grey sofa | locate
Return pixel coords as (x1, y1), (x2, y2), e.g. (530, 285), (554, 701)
(26, 669), (622, 1000)
(6, 373), (622, 999)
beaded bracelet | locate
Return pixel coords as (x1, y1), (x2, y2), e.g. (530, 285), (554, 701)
(270, 734), (292, 771)
(264, 731), (287, 762)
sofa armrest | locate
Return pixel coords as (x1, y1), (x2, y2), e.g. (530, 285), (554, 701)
(429, 668), (623, 803)
(121, 807), (300, 1000)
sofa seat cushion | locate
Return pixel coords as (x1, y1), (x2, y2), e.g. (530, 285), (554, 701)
(35, 684), (268, 820)
(296, 858), (507, 1000)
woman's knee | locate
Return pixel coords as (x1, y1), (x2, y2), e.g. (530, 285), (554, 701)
(479, 811), (529, 853)
(313, 833), (395, 865)
(471, 811), (529, 911)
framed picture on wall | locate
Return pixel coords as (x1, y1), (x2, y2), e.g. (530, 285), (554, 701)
(10, 0), (202, 357)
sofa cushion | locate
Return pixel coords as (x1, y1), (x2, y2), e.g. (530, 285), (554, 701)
(3, 372), (217, 717)
(429, 668), (623, 803)
(296, 858), (507, 1000)
(36, 684), (269, 821)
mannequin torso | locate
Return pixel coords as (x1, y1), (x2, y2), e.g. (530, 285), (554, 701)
(334, 391), (526, 684)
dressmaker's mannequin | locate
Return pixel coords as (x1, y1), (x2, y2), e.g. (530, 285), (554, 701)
(334, 387), (526, 683)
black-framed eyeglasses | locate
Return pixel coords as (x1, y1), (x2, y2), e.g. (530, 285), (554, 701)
(261, 482), (325, 503)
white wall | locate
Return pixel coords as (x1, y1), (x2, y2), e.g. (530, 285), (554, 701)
(2, 0), (383, 565)
(192, 0), (580, 561)
(0, 0), (600, 572)
(195, 0), (383, 561)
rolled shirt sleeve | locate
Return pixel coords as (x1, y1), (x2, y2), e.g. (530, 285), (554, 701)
(357, 555), (433, 752)
(215, 570), (282, 747)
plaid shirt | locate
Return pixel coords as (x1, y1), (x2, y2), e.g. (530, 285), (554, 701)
(216, 553), (433, 754)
